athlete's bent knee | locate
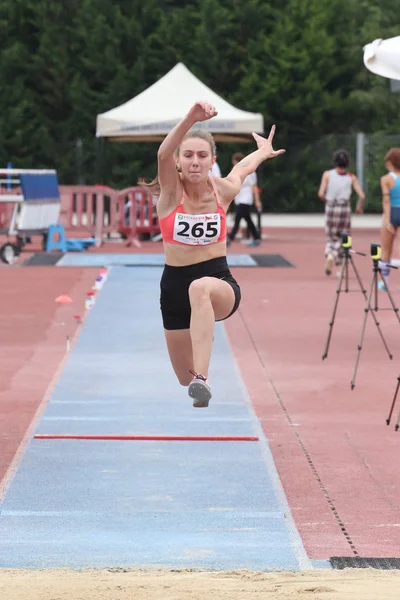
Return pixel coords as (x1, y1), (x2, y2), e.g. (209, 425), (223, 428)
(188, 278), (211, 305)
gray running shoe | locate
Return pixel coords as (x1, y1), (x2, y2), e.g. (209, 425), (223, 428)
(188, 372), (212, 408)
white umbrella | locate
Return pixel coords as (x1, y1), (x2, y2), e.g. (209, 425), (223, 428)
(363, 36), (400, 80)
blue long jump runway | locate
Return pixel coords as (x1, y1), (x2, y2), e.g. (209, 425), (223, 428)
(57, 252), (258, 267)
(0, 267), (312, 571)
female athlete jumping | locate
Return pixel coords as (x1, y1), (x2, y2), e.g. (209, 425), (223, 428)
(148, 101), (285, 407)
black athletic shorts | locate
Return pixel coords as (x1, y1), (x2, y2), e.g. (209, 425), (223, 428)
(391, 206), (400, 229)
(160, 256), (241, 330)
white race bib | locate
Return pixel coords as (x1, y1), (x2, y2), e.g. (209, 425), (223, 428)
(173, 212), (221, 245)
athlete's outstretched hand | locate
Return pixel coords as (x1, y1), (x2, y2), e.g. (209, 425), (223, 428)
(252, 126), (285, 160)
(188, 101), (218, 123)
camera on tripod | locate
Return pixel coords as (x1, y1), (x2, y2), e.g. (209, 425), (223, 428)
(370, 243), (382, 261)
(341, 233), (352, 249)
(323, 232), (400, 390)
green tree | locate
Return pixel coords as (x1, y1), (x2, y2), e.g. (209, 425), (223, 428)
(0, 0), (399, 210)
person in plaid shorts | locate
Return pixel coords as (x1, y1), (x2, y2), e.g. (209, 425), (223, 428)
(318, 149), (365, 276)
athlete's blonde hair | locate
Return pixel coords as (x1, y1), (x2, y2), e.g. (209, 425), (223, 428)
(142, 129), (217, 194)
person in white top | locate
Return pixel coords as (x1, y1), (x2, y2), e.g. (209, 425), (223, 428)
(208, 161), (221, 178)
(227, 152), (262, 247)
(318, 149), (365, 276)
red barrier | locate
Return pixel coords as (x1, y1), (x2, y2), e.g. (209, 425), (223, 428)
(0, 202), (15, 232)
(59, 185), (116, 242)
(58, 185), (160, 245)
(0, 188), (19, 233)
(115, 186), (160, 247)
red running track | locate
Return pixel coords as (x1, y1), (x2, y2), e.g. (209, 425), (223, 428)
(1, 228), (400, 562)
(226, 228), (400, 559)
(0, 266), (100, 496)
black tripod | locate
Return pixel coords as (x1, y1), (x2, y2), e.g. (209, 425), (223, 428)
(322, 234), (376, 360)
(386, 376), (400, 431)
(351, 243), (400, 389)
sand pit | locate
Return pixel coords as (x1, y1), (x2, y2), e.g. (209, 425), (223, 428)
(0, 567), (400, 600)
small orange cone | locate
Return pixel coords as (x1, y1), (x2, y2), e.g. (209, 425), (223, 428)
(55, 295), (73, 304)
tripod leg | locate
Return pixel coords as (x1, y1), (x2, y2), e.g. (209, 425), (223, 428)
(378, 271), (400, 325)
(322, 257), (347, 360)
(386, 376), (400, 426)
(395, 406), (400, 431)
(343, 254), (350, 293)
(351, 270), (376, 389)
(348, 256), (366, 295)
(353, 261), (393, 360)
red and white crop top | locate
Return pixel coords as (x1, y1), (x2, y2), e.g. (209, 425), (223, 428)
(158, 176), (227, 246)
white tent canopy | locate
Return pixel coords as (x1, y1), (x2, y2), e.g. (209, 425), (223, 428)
(96, 63), (264, 142)
(363, 36), (400, 81)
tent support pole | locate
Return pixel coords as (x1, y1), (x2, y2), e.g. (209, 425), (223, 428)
(95, 137), (105, 184)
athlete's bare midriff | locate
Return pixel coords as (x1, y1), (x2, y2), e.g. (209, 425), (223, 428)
(158, 177), (229, 266)
(163, 240), (226, 267)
